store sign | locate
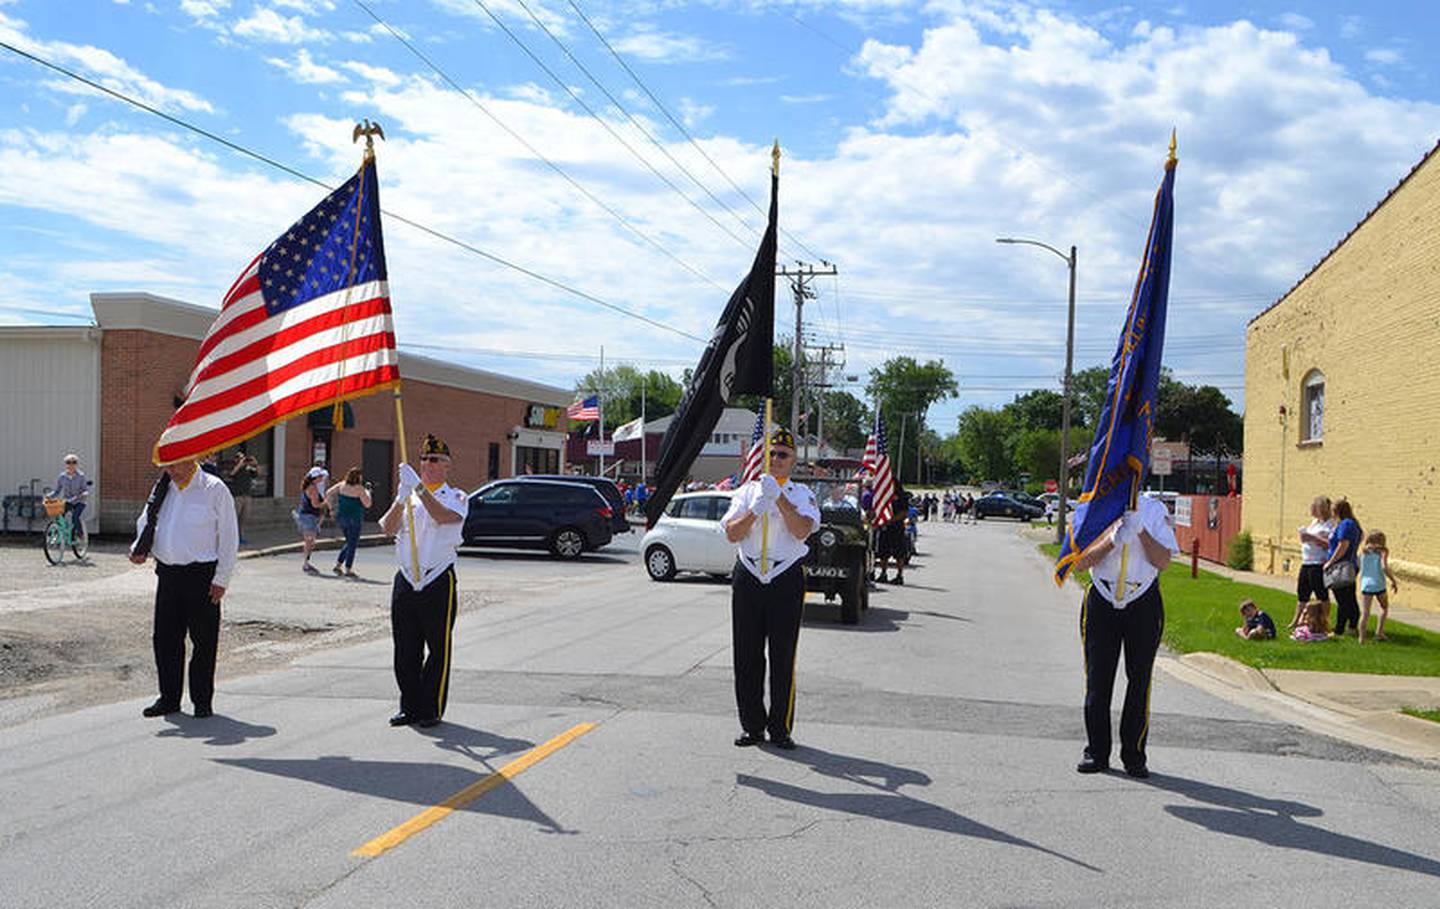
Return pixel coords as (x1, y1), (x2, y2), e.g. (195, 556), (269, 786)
(586, 440), (615, 456)
(524, 404), (563, 429)
(1174, 497), (1192, 527)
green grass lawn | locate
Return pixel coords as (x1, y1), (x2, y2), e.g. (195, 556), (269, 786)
(1040, 543), (1440, 677)
(1402, 707), (1440, 724)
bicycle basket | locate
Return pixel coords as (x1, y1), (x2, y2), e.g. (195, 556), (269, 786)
(43, 498), (66, 517)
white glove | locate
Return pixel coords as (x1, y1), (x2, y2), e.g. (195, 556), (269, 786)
(396, 462), (420, 498)
(760, 474), (782, 500)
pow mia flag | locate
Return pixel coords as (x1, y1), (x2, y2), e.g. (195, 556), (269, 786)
(644, 162), (778, 526)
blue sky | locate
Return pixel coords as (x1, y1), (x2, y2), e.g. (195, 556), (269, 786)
(2, 0), (1438, 436)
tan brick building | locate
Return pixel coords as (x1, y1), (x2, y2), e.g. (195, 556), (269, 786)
(1, 293), (572, 536)
(1243, 140), (1440, 612)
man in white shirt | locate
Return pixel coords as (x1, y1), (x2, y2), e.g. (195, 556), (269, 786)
(1072, 494), (1177, 777)
(720, 427), (820, 749)
(128, 458), (239, 719)
(381, 434), (468, 729)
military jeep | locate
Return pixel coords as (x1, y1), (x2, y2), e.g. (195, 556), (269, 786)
(797, 475), (874, 624)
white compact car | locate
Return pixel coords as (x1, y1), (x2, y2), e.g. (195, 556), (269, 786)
(640, 490), (737, 581)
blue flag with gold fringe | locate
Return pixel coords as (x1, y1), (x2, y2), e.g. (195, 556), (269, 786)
(1055, 142), (1177, 586)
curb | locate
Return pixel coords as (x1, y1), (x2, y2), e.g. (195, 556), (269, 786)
(238, 534), (389, 560)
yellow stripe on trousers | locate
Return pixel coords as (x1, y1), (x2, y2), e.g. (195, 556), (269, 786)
(351, 723), (595, 857)
(436, 568), (455, 718)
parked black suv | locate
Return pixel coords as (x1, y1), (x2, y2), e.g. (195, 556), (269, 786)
(518, 475), (630, 534)
(463, 479), (614, 558)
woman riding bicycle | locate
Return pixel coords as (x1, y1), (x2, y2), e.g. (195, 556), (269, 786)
(55, 453), (90, 539)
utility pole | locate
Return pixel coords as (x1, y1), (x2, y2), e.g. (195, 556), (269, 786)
(777, 262), (838, 439)
(802, 341), (844, 462)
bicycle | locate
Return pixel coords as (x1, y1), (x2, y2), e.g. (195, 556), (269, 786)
(41, 496), (88, 564)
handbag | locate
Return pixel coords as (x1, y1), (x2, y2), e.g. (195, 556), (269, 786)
(1323, 560), (1356, 588)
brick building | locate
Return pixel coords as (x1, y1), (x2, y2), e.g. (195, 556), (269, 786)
(1, 292), (572, 536)
(1243, 139), (1440, 611)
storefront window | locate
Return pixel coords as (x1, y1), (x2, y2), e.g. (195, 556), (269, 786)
(516, 445), (559, 475)
(216, 429), (275, 496)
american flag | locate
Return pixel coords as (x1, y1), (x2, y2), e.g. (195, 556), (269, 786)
(154, 159), (398, 465)
(567, 394), (600, 421)
(863, 412), (896, 526)
(738, 410), (765, 485)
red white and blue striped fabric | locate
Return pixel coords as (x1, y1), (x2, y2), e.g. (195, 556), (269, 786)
(567, 394), (600, 421)
(738, 410), (765, 485)
(154, 159), (398, 465)
(863, 413), (895, 526)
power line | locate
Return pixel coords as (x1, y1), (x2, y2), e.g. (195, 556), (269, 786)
(400, 341), (693, 366)
(565, 0), (829, 264)
(465, 0), (756, 251)
(352, 0), (726, 293)
(0, 38), (706, 344)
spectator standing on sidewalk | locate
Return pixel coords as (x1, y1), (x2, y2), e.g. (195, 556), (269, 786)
(296, 467), (327, 574)
(54, 453), (90, 540)
(1357, 530), (1398, 643)
(325, 468), (373, 577)
(1291, 496), (1335, 629)
(227, 454), (258, 544)
(1323, 498), (1363, 636)
(128, 459), (238, 719)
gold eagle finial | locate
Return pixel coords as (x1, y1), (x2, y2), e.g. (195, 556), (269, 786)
(352, 119), (386, 161)
(772, 139), (781, 177)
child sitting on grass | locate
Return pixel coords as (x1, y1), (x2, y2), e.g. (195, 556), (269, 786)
(1235, 599), (1277, 640)
(1358, 530), (1399, 644)
(1290, 600), (1332, 642)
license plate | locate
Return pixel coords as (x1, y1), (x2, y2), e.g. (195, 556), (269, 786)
(805, 565), (849, 578)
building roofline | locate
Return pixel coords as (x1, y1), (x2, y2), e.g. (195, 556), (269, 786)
(1249, 138), (1440, 327)
(87, 291), (572, 405)
(0, 324), (98, 341)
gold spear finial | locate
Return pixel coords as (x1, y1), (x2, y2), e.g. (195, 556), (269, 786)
(772, 139), (781, 177)
(1166, 128), (1177, 168)
(352, 118), (386, 162)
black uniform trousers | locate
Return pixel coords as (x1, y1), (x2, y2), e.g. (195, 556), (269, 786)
(731, 558), (806, 739)
(1081, 580), (1163, 769)
(391, 566), (458, 721)
(153, 560), (220, 710)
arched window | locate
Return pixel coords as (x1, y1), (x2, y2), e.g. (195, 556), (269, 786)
(1301, 369), (1325, 442)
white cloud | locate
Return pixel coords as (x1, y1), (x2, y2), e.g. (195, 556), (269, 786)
(63, 102), (87, 125)
(718, 75), (782, 87)
(1338, 15), (1364, 40)
(1275, 12), (1314, 32)
(0, 10), (213, 113)
(179, 0), (230, 20)
(232, 6), (330, 44)
(1365, 47), (1403, 66)
(611, 24), (729, 63)
(677, 97), (713, 127)
(779, 93), (834, 104)
(267, 47), (343, 84)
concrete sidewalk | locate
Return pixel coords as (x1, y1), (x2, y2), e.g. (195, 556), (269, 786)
(237, 521), (387, 560)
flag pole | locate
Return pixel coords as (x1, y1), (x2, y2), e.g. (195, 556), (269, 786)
(1115, 130), (1176, 598)
(761, 397), (773, 575)
(353, 120), (420, 584)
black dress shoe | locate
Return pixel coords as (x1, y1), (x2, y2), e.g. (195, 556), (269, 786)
(416, 716), (441, 728)
(734, 733), (764, 747)
(389, 712), (416, 727)
(768, 735), (797, 750)
(1075, 756), (1110, 774)
(1124, 763), (1150, 779)
(143, 700), (180, 718)
(192, 705), (213, 719)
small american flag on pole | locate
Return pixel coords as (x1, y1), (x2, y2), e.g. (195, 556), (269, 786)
(567, 394), (600, 421)
(863, 412), (896, 526)
(154, 158), (398, 465)
(738, 410), (765, 485)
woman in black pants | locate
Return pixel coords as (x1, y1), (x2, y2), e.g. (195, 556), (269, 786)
(1323, 498), (1363, 636)
(1292, 495), (1334, 628)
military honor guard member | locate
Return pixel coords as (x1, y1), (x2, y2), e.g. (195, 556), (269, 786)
(1071, 494), (1177, 777)
(129, 458), (239, 719)
(381, 434), (468, 728)
(720, 427), (821, 749)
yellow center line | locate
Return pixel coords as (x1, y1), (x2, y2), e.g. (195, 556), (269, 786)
(351, 722), (595, 858)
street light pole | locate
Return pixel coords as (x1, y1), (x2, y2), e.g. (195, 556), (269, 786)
(996, 237), (1077, 545)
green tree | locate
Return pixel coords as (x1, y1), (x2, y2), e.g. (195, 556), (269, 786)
(1157, 382), (1243, 453)
(1070, 365), (1112, 429)
(1001, 388), (1065, 433)
(574, 366), (685, 427)
(867, 357), (958, 483)
(955, 406), (1014, 483)
(820, 390), (869, 453)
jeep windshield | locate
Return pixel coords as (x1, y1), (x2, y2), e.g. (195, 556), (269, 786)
(807, 478), (863, 525)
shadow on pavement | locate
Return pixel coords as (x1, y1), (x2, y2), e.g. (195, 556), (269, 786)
(767, 742), (933, 792)
(414, 721), (536, 762)
(1147, 773), (1440, 878)
(158, 713), (277, 746)
(803, 604), (970, 632)
(458, 549), (629, 566)
(214, 754), (573, 833)
(736, 768), (1101, 873)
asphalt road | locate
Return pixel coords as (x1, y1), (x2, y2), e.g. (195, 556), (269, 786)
(3, 521), (1440, 907)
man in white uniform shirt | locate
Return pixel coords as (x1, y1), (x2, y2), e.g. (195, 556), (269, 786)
(129, 458), (239, 719)
(381, 434), (467, 729)
(1072, 494), (1177, 777)
(721, 427), (820, 749)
